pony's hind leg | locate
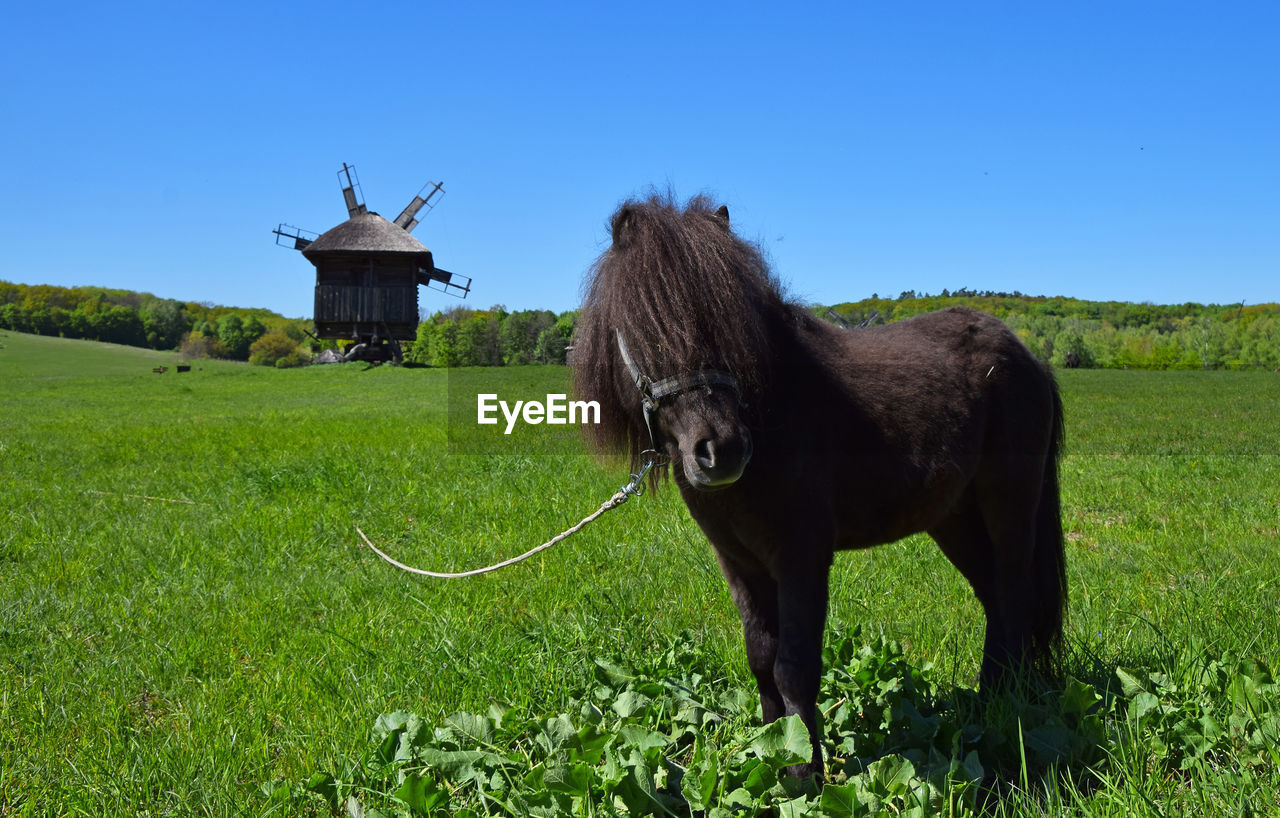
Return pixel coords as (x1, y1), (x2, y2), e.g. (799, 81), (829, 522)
(928, 499), (1035, 690)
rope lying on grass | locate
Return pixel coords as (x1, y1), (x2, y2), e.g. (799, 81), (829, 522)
(356, 489), (630, 579)
(357, 453), (666, 579)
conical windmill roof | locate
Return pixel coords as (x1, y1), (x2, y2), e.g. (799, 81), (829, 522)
(302, 212), (432, 258)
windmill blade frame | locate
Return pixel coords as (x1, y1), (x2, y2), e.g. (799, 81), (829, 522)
(272, 224), (318, 250)
(339, 162), (367, 218)
(394, 181), (445, 232)
(418, 266), (471, 298)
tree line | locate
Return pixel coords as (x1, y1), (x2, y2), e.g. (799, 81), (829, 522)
(4, 279), (1277, 371)
(406, 306), (575, 367)
(0, 281), (311, 367)
(824, 291), (1280, 370)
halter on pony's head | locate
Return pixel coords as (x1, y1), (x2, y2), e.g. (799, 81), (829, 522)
(613, 329), (741, 450)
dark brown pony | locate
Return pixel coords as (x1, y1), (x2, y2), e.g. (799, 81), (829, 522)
(573, 194), (1066, 779)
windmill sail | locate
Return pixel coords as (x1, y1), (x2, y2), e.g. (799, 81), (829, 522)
(339, 163), (367, 217)
(418, 266), (471, 298)
(394, 181), (445, 232)
(272, 224), (318, 250)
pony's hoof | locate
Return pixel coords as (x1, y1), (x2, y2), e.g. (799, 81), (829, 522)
(783, 761), (824, 783)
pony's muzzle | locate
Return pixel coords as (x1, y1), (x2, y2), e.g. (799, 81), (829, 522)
(684, 432), (752, 488)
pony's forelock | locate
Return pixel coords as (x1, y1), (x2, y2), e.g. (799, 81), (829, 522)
(572, 193), (786, 468)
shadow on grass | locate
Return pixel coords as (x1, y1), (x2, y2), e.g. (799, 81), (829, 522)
(821, 632), (1279, 813)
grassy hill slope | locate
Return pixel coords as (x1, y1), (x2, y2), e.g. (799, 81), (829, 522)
(0, 330), (183, 378)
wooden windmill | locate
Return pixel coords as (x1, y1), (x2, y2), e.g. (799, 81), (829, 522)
(274, 163), (470, 362)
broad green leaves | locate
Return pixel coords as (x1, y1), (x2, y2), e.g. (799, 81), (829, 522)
(294, 631), (1280, 816)
(743, 716), (813, 768)
(1117, 643), (1279, 771)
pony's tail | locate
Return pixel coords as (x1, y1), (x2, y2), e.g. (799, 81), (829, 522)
(1030, 378), (1068, 674)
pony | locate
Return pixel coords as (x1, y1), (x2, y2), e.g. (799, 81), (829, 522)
(572, 194), (1066, 779)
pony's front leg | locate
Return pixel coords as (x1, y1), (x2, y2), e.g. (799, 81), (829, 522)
(715, 552), (785, 723)
(774, 556), (831, 779)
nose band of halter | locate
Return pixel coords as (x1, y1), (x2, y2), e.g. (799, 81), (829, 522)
(615, 330), (741, 448)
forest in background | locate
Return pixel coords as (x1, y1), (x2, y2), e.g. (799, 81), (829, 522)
(3, 280), (1278, 370)
(0, 281), (313, 367)
(407, 306), (575, 366)
(826, 290), (1280, 370)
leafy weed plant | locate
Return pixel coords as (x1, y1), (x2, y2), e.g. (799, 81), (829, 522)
(284, 630), (1280, 816)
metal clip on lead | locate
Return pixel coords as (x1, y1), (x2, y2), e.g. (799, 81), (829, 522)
(621, 449), (669, 497)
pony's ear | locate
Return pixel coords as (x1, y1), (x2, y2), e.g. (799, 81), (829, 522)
(611, 205), (637, 247)
(714, 205), (730, 226)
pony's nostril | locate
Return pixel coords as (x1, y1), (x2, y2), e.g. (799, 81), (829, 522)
(694, 439), (717, 469)
(686, 435), (750, 488)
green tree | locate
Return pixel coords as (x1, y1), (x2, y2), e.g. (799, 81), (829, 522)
(0, 303), (19, 330)
(88, 305), (146, 346)
(179, 330), (226, 359)
(455, 314), (502, 366)
(1051, 328), (1094, 368)
(217, 315), (247, 359)
(428, 321), (460, 367)
(533, 327), (565, 364)
(1239, 316), (1280, 369)
(499, 311), (534, 365)
(216, 314), (266, 360)
(249, 331), (308, 367)
(500, 310), (556, 365)
(139, 297), (187, 349)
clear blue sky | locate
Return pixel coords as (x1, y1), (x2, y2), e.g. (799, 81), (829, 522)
(3, 1), (1276, 319)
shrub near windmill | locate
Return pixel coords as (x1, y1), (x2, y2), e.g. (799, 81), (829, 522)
(274, 164), (472, 362)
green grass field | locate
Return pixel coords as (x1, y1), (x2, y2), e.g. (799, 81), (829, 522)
(1, 330), (1278, 816)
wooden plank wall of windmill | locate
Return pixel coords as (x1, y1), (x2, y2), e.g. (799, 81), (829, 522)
(314, 262), (419, 339)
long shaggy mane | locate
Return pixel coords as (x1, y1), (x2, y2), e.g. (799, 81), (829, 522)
(572, 193), (792, 467)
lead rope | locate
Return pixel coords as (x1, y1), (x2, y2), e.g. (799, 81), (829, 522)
(357, 451), (666, 578)
(362, 332), (686, 579)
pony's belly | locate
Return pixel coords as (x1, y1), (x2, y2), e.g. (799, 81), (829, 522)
(831, 476), (969, 550)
